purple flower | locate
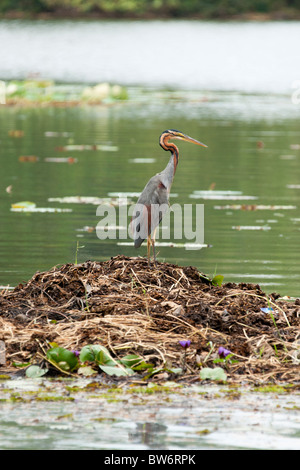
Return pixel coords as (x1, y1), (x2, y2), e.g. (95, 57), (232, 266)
(72, 350), (80, 357)
(179, 340), (191, 349)
(218, 347), (231, 358)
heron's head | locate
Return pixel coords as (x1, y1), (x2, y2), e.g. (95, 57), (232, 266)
(159, 129), (207, 149)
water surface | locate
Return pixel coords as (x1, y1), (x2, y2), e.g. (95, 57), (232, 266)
(1, 19), (300, 93)
(0, 94), (300, 296)
(0, 19), (300, 296)
(0, 378), (299, 450)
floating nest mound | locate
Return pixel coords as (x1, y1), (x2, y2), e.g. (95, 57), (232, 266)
(0, 255), (299, 384)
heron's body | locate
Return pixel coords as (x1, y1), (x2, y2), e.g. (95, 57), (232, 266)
(131, 130), (207, 265)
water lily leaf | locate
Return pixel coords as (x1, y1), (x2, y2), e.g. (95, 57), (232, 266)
(99, 365), (135, 376)
(46, 347), (78, 372)
(200, 367), (227, 382)
(77, 366), (97, 377)
(26, 365), (48, 378)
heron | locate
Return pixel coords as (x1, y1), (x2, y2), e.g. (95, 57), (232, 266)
(130, 129), (207, 266)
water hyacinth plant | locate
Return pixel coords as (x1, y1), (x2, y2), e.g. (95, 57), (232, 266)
(26, 342), (183, 379)
(218, 347), (232, 358)
(179, 339), (191, 372)
(179, 340), (191, 349)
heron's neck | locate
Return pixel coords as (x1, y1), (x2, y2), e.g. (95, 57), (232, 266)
(159, 147), (179, 190)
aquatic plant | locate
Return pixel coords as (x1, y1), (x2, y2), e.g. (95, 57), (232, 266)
(179, 340), (191, 349)
(218, 347), (232, 358)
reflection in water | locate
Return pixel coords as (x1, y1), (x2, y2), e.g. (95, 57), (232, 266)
(129, 422), (168, 448)
(0, 379), (299, 450)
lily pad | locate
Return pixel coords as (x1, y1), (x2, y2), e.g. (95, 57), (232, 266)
(99, 365), (135, 376)
(25, 365), (48, 378)
(200, 367), (227, 382)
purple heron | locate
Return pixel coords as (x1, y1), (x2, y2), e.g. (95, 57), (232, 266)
(130, 130), (207, 266)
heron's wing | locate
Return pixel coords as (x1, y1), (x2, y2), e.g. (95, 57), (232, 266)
(130, 175), (169, 248)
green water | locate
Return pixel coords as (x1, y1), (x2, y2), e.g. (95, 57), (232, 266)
(0, 91), (300, 296)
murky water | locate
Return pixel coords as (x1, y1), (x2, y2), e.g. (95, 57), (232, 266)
(0, 378), (299, 450)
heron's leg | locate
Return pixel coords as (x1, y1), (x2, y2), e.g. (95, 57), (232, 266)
(147, 235), (151, 266)
(151, 228), (157, 266)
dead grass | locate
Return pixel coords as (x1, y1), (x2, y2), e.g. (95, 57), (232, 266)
(0, 255), (299, 384)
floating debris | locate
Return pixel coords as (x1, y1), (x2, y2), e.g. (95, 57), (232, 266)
(48, 196), (131, 206)
(44, 131), (73, 137)
(193, 190), (243, 195)
(18, 156), (39, 162)
(44, 157), (77, 164)
(190, 190), (257, 200)
(290, 144), (300, 150)
(11, 200), (72, 213)
(287, 184), (300, 189)
(11, 206), (72, 213)
(129, 158), (156, 163)
(97, 225), (127, 231)
(214, 204), (297, 210)
(108, 192), (178, 198)
(55, 144), (118, 152)
(118, 241), (209, 249)
(76, 226), (95, 233)
(232, 225), (271, 231)
(108, 192), (142, 198)
(9, 130), (24, 138)
(11, 201), (36, 209)
(280, 155), (296, 160)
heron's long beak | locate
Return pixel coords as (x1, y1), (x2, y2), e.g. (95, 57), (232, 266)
(173, 132), (207, 148)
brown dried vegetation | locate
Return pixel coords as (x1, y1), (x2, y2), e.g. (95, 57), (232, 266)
(0, 255), (299, 384)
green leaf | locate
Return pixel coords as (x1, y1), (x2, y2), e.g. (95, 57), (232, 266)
(79, 345), (104, 362)
(132, 361), (154, 371)
(167, 368), (183, 375)
(12, 362), (30, 368)
(77, 366), (97, 377)
(46, 347), (78, 372)
(120, 354), (143, 368)
(96, 348), (115, 366)
(199, 367), (227, 382)
(144, 367), (162, 379)
(99, 365), (135, 377)
(212, 275), (224, 287)
(26, 365), (48, 378)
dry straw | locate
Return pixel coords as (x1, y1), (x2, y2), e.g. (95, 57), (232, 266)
(0, 255), (299, 384)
